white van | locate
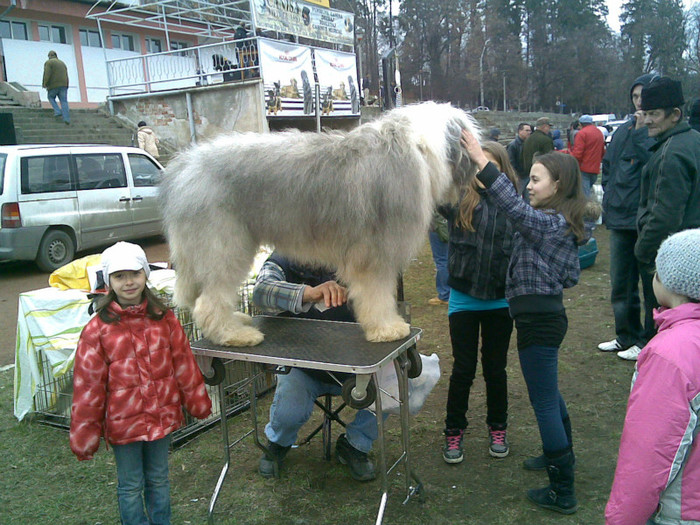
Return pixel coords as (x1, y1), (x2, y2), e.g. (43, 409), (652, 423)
(0, 144), (164, 272)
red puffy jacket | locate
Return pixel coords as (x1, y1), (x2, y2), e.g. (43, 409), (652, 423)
(570, 124), (606, 174)
(69, 300), (211, 460)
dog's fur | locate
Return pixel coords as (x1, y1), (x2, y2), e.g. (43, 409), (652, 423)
(160, 102), (481, 347)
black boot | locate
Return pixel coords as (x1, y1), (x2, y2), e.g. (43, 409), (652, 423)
(527, 449), (577, 514)
(523, 417), (575, 471)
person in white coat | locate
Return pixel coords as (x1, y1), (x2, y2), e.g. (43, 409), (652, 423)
(137, 121), (160, 158)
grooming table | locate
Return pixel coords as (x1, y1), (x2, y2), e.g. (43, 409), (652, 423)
(191, 315), (423, 525)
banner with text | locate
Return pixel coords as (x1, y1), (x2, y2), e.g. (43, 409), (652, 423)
(254, 0), (354, 46)
(314, 48), (360, 115)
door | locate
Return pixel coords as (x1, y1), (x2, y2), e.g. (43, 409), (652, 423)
(126, 153), (163, 237)
(74, 153), (133, 248)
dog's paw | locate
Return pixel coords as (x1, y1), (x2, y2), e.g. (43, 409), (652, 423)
(363, 321), (411, 343)
(220, 326), (265, 347)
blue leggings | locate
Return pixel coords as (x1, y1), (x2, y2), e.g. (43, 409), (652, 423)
(518, 344), (570, 454)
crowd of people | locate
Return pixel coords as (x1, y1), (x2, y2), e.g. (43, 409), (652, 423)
(66, 74), (700, 524)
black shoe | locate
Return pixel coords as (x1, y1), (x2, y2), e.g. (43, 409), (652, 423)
(258, 440), (290, 479)
(335, 433), (376, 482)
(527, 450), (577, 514)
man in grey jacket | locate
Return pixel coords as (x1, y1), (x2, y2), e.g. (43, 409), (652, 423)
(598, 74), (656, 361)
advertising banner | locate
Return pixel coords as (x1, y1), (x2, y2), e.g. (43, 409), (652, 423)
(314, 48), (360, 115)
(254, 0), (355, 46)
(258, 38), (316, 116)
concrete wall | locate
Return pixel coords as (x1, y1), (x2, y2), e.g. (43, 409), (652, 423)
(111, 80), (269, 151)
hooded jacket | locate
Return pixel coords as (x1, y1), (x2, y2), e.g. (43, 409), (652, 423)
(601, 74), (656, 230)
(69, 301), (211, 460)
(137, 126), (160, 158)
(605, 302), (700, 525)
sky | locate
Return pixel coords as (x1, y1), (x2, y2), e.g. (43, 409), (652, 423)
(607, 0), (698, 33)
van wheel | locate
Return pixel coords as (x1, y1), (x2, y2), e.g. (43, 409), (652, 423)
(36, 230), (75, 272)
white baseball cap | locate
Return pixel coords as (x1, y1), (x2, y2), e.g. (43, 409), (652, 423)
(101, 242), (150, 280)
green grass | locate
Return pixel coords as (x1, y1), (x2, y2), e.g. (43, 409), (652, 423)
(1, 230), (630, 524)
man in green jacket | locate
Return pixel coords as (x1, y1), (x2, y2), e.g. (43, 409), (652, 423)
(42, 50), (70, 125)
(521, 116), (554, 194)
(633, 77), (700, 358)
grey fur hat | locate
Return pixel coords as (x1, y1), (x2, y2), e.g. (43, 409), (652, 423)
(655, 229), (700, 301)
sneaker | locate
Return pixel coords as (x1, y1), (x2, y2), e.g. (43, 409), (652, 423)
(335, 434), (376, 481)
(258, 440), (291, 479)
(442, 428), (465, 464)
(428, 297), (449, 306)
(488, 426), (509, 458)
(617, 344), (642, 361)
(598, 339), (623, 352)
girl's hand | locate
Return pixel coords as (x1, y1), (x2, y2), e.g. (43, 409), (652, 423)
(460, 129), (490, 171)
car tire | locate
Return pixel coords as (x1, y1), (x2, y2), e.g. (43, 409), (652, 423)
(36, 229), (75, 273)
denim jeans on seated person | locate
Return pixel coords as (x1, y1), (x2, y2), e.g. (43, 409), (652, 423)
(112, 435), (171, 525)
(265, 368), (381, 454)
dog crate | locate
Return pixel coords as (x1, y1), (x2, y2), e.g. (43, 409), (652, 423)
(31, 281), (274, 449)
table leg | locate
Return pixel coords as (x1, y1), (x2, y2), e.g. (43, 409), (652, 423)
(208, 380), (229, 524)
(395, 349), (423, 503)
(373, 370), (388, 525)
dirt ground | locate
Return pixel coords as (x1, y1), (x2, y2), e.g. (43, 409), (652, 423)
(1, 226), (635, 524)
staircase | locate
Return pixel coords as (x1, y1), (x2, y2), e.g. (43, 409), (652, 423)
(0, 106), (134, 146)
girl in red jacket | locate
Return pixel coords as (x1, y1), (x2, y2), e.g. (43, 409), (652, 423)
(70, 241), (211, 525)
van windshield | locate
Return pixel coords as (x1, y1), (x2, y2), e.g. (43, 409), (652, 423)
(0, 154), (6, 195)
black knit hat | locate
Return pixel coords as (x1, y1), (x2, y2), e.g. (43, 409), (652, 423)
(641, 77), (684, 111)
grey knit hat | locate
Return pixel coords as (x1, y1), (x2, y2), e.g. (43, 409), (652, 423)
(655, 229), (700, 301)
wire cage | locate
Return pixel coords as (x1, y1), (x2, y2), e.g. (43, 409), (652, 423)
(31, 281), (274, 449)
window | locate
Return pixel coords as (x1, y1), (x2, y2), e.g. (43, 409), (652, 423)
(170, 41), (188, 51)
(79, 29), (102, 48)
(145, 38), (162, 54)
(38, 24), (67, 44)
(20, 156), (74, 194)
(128, 154), (162, 187)
(0, 153), (6, 194)
(0, 20), (28, 40)
(75, 154), (126, 190)
(111, 33), (135, 51)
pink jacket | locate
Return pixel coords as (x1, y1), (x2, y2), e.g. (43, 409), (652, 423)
(606, 302), (700, 524)
(70, 301), (211, 460)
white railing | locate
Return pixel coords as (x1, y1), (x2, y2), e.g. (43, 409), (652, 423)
(106, 38), (260, 96)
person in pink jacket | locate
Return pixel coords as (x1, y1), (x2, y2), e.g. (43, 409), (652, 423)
(606, 228), (700, 525)
(70, 241), (211, 525)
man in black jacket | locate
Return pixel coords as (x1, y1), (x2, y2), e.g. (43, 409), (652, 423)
(598, 74), (656, 360)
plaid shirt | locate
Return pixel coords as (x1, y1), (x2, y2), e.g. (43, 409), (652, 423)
(480, 162), (580, 301)
(252, 260), (312, 315)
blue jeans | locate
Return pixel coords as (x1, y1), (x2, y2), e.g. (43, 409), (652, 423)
(112, 435), (171, 525)
(581, 172), (596, 198)
(518, 344), (570, 454)
(265, 368), (379, 453)
(428, 231), (450, 301)
(609, 229), (656, 347)
(47, 86), (70, 123)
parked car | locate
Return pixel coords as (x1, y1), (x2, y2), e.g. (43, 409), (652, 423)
(604, 119), (630, 145)
(0, 144), (163, 272)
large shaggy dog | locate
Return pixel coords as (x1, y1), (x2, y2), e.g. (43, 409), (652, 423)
(160, 102), (481, 347)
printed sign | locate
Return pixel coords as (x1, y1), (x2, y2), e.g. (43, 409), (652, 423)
(314, 48), (360, 115)
(258, 39), (316, 116)
(254, 0), (355, 46)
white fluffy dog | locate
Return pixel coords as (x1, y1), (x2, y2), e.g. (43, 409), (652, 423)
(160, 102), (481, 346)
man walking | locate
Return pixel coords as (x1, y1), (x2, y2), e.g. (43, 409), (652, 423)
(631, 77), (700, 361)
(42, 50), (70, 125)
(570, 115), (605, 197)
(507, 122), (532, 192)
(521, 117), (554, 181)
(598, 74), (656, 359)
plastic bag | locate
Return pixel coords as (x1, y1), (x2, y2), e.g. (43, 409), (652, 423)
(48, 254), (103, 291)
(370, 353), (440, 415)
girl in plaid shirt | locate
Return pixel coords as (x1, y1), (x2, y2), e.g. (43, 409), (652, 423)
(461, 129), (588, 515)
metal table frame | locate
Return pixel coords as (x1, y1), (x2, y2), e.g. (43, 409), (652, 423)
(191, 315), (423, 524)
